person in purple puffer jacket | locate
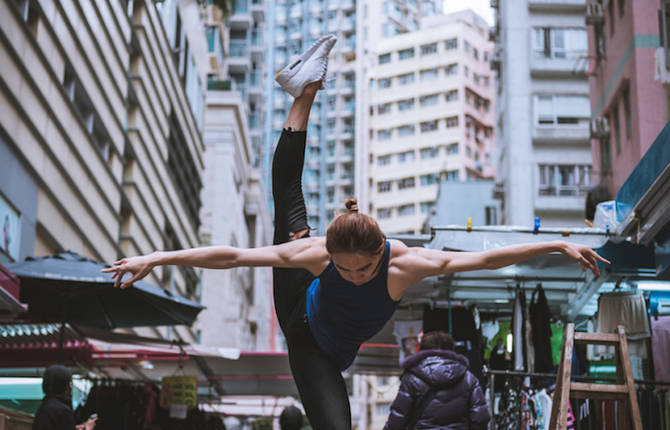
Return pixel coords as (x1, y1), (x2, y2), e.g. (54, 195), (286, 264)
(384, 331), (490, 430)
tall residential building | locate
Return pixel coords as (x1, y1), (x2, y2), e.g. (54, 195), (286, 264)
(360, 10), (495, 234)
(196, 2), (275, 351)
(586, 0), (666, 195)
(493, 0), (593, 227)
(263, 0), (358, 234)
(0, 0), (208, 342)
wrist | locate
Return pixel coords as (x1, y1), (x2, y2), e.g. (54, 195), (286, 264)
(553, 240), (567, 253)
(150, 251), (166, 266)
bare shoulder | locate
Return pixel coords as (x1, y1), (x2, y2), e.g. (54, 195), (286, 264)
(387, 240), (428, 300)
(292, 236), (330, 274)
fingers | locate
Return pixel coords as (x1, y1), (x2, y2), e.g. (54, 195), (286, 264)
(121, 272), (142, 289)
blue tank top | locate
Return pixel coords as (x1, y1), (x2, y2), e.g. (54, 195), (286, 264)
(306, 241), (398, 370)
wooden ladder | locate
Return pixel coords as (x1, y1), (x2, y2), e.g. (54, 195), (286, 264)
(548, 323), (642, 430)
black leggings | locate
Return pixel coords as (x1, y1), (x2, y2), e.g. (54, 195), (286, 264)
(272, 129), (352, 429)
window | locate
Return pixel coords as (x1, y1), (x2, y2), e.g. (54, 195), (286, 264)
(420, 94), (439, 107)
(538, 164), (591, 196)
(379, 53), (391, 64)
(421, 201), (436, 214)
(378, 129), (392, 140)
(420, 120), (438, 133)
(623, 87), (632, 140)
(398, 177), (415, 189)
(611, 105), (621, 155)
(535, 95), (590, 126)
(420, 147), (439, 159)
(382, 22), (399, 37)
(378, 103), (392, 114)
(445, 63), (458, 76)
(377, 208), (391, 219)
(398, 125), (415, 137)
(378, 181), (392, 193)
(533, 28), (588, 59)
(398, 204), (415, 216)
(445, 38), (457, 50)
(464, 40), (471, 52)
(420, 68), (439, 81)
(397, 98), (415, 111)
(473, 47), (479, 60)
(464, 65), (469, 77)
(485, 206), (497, 225)
(397, 151), (415, 163)
(378, 78), (391, 89)
(420, 173), (439, 186)
(445, 89), (458, 102)
(378, 154), (392, 165)
(399, 47), (415, 60)
(446, 116), (459, 128)
(445, 170), (458, 181)
(421, 42), (438, 55)
(397, 73), (415, 85)
(446, 143), (458, 155)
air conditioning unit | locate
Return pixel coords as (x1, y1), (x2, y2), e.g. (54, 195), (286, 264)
(490, 0), (499, 9)
(585, 3), (604, 26)
(590, 117), (610, 139)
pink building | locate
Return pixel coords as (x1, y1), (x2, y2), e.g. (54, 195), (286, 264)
(586, 0), (667, 195)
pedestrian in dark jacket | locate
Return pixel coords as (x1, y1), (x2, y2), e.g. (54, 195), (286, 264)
(384, 331), (490, 429)
(32, 365), (97, 430)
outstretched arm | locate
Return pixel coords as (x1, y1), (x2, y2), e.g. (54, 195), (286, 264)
(102, 237), (325, 288)
(393, 240), (609, 284)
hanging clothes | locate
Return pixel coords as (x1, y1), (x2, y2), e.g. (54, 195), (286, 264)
(651, 316), (670, 383)
(392, 319), (423, 362)
(512, 289), (524, 371)
(422, 305), (484, 383)
(598, 292), (650, 356)
(530, 284), (554, 373)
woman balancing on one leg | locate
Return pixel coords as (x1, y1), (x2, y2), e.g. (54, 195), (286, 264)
(103, 34), (610, 428)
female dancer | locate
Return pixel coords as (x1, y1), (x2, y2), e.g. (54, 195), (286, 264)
(103, 34), (608, 428)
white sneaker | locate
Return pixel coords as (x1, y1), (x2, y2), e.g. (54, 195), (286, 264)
(275, 34), (337, 98)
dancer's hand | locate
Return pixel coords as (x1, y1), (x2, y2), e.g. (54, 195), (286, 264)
(102, 253), (157, 288)
(559, 242), (610, 276)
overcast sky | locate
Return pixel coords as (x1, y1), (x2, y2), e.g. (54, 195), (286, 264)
(443, 0), (494, 25)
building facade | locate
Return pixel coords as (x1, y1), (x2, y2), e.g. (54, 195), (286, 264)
(262, 0), (358, 234)
(586, 0), (666, 195)
(0, 0), (211, 342)
(361, 10), (495, 234)
(493, 0), (593, 227)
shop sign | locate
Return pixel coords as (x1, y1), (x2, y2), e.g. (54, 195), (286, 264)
(0, 194), (20, 262)
(160, 375), (197, 412)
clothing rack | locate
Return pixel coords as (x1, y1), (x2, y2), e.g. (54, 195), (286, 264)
(86, 377), (154, 386)
(483, 369), (670, 387)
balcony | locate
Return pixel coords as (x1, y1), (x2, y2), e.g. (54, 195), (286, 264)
(207, 79), (232, 91)
(228, 42), (251, 72)
(341, 17), (355, 33)
(229, 0), (252, 29)
(341, 0), (355, 12)
(251, 0), (265, 20)
(527, 0), (585, 12)
(535, 191), (588, 213)
(532, 123), (590, 144)
(530, 54), (588, 77)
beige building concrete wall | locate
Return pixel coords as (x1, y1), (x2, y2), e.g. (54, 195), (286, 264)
(0, 0), (208, 343)
(197, 90), (274, 351)
(361, 10), (495, 234)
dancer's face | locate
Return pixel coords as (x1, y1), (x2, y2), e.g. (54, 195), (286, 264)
(331, 251), (384, 286)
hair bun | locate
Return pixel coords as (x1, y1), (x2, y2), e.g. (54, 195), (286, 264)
(344, 198), (359, 213)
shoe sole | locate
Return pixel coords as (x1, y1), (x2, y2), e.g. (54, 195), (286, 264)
(274, 34), (336, 83)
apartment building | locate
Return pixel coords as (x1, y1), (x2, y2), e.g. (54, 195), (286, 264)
(361, 10), (495, 234)
(0, 0), (210, 342)
(262, 0), (357, 234)
(492, 0), (593, 227)
(586, 0), (666, 195)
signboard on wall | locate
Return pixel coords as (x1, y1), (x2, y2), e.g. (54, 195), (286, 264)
(0, 194), (19, 262)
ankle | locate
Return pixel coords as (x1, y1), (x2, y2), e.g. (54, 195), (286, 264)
(299, 81), (322, 98)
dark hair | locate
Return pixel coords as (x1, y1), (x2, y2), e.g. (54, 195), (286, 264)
(279, 406), (303, 430)
(42, 364), (72, 395)
(326, 198), (386, 255)
(420, 330), (455, 351)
